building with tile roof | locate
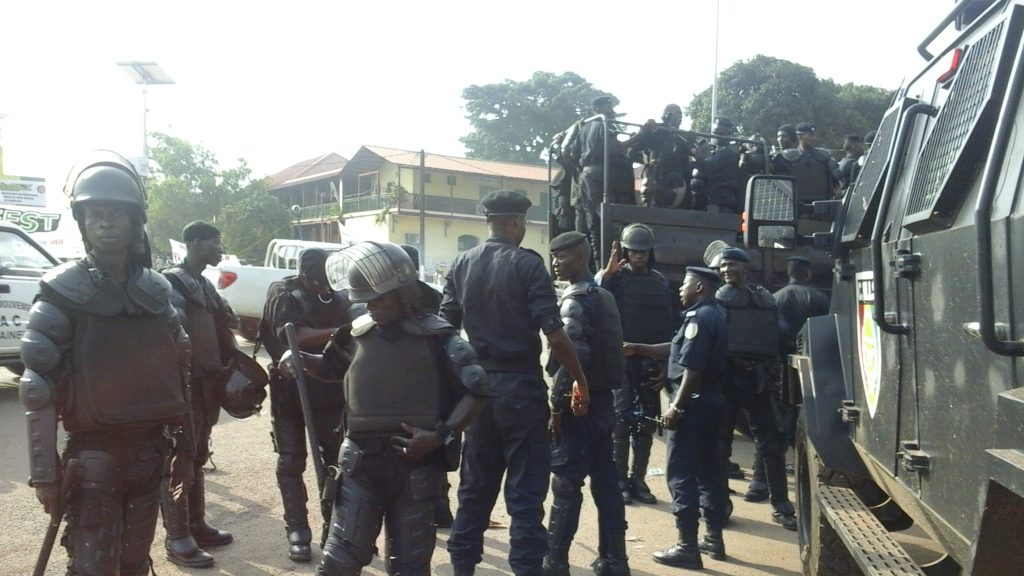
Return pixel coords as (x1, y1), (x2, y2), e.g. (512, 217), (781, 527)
(268, 152), (348, 243)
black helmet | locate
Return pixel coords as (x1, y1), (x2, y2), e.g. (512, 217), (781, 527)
(219, 349), (269, 419)
(64, 150), (147, 222)
(328, 241), (418, 303)
(620, 223), (655, 252)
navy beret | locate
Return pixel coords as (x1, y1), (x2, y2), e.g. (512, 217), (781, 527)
(480, 189), (532, 216)
(686, 266), (722, 286)
(787, 255), (812, 265)
(592, 95), (614, 107)
(719, 247), (749, 262)
(550, 231), (587, 253)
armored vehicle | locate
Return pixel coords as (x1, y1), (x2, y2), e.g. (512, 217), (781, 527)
(743, 1), (1024, 573)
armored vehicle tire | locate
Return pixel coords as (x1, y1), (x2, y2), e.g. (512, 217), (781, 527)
(795, 414), (863, 576)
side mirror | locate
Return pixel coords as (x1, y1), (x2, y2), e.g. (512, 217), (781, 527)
(744, 175), (797, 250)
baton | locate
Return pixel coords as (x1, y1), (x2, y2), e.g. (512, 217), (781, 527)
(283, 323), (327, 488)
(34, 458), (80, 576)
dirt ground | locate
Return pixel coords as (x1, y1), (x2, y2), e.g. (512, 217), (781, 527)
(0, 344), (802, 576)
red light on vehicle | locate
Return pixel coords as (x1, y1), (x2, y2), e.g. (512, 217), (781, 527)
(218, 271), (238, 289)
(937, 48), (962, 83)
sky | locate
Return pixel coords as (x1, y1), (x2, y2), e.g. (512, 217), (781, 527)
(2, 0), (954, 214)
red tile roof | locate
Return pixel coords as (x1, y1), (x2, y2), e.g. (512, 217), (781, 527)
(358, 146), (547, 182)
(269, 152), (348, 190)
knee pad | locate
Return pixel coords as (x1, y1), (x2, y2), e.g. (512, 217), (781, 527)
(386, 499), (437, 573)
(277, 453), (307, 477)
(323, 478), (384, 564)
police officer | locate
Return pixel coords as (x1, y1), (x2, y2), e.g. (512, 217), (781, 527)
(544, 231), (629, 576)
(443, 190), (590, 576)
(20, 151), (195, 575)
(571, 96), (647, 260)
(790, 122), (843, 203)
(282, 241), (491, 575)
(624, 267), (729, 569)
(597, 223), (675, 506)
(631, 104), (691, 208)
(160, 221), (236, 567)
(691, 117), (744, 213)
(714, 246), (796, 530)
(838, 134), (865, 195)
(771, 124), (799, 175)
(261, 248), (354, 561)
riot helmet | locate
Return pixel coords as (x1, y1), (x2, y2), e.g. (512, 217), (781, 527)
(218, 349), (269, 419)
(328, 241), (418, 303)
(620, 223), (656, 252)
(64, 150), (147, 222)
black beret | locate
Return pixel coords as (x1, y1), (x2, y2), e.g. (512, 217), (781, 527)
(299, 248), (329, 283)
(719, 247), (749, 262)
(686, 266), (722, 286)
(480, 189), (532, 216)
(844, 134), (863, 143)
(592, 95), (614, 107)
(550, 231), (587, 253)
(796, 122), (815, 134)
(787, 255), (812, 265)
(714, 117), (734, 128)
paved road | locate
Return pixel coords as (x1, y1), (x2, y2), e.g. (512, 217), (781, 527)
(0, 342), (801, 576)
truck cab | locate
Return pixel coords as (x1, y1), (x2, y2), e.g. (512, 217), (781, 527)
(745, 1), (1024, 573)
(0, 222), (60, 375)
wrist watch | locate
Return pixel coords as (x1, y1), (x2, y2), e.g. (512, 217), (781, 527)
(435, 421), (456, 446)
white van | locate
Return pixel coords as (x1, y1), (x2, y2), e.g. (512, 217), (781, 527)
(0, 222), (61, 375)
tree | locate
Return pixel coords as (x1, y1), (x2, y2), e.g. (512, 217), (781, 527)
(146, 132), (289, 261)
(460, 71), (615, 164)
(685, 55), (893, 149)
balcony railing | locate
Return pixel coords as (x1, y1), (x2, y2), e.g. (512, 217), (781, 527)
(343, 192), (545, 222)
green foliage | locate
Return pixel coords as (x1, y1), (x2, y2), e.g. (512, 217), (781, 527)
(376, 182), (405, 225)
(146, 132), (289, 261)
(460, 71), (615, 164)
(685, 55), (893, 149)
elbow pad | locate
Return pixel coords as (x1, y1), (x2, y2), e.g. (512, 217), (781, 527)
(443, 335), (491, 396)
(21, 301), (72, 373)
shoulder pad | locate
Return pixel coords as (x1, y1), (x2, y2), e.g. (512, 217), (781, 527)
(812, 147), (833, 162)
(781, 148), (802, 162)
(401, 313), (456, 337)
(126, 269), (173, 314)
(41, 260), (98, 305)
(351, 313), (376, 337)
(561, 282), (592, 299)
(560, 297), (585, 320)
(715, 283), (749, 308)
(443, 334), (478, 366)
(164, 267), (207, 306)
(750, 286), (777, 309)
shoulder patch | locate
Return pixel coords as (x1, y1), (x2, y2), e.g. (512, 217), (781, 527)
(350, 313), (377, 337)
(684, 322), (699, 340)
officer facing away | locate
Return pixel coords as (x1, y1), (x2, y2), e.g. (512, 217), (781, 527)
(714, 247), (797, 531)
(282, 241), (491, 576)
(631, 104), (691, 209)
(20, 151), (195, 576)
(624, 267), (729, 569)
(260, 248), (354, 561)
(597, 223), (675, 506)
(160, 221), (236, 568)
(544, 231), (630, 576)
(443, 190), (590, 576)
(691, 117), (744, 213)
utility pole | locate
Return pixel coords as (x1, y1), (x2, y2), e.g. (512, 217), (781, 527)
(419, 149), (426, 281)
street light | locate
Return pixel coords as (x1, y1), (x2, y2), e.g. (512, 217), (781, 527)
(116, 61), (174, 176)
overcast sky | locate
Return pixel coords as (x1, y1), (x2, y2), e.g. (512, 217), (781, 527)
(2, 0), (955, 211)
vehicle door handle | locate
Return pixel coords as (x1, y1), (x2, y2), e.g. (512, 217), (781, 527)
(963, 321), (1012, 341)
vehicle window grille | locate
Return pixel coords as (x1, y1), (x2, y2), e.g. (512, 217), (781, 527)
(841, 105), (903, 246)
(749, 178), (795, 221)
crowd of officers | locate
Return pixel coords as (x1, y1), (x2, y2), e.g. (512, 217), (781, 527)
(19, 150), (828, 576)
(551, 95), (872, 253)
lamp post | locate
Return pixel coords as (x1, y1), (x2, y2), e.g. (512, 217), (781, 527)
(116, 61), (174, 177)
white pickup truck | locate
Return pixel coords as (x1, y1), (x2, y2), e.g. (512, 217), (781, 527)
(203, 239), (349, 340)
(0, 222), (61, 375)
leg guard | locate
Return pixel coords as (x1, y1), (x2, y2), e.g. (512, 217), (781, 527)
(120, 481), (163, 576)
(629, 435), (656, 504)
(385, 465), (442, 575)
(65, 450), (119, 576)
(545, 475), (583, 573)
(160, 475), (191, 540)
(276, 453), (310, 529)
(612, 422), (630, 483)
(320, 475), (385, 574)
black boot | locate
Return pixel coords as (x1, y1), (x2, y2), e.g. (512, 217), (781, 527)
(698, 531), (726, 561)
(287, 525), (313, 562)
(629, 436), (657, 504)
(653, 532), (702, 570)
(278, 474), (312, 561)
(592, 532), (632, 576)
(189, 469), (234, 547)
(618, 480), (633, 505)
(542, 496), (581, 576)
(161, 478), (215, 568)
(771, 500), (798, 532)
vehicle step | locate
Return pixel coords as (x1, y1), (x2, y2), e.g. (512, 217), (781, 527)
(818, 485), (926, 576)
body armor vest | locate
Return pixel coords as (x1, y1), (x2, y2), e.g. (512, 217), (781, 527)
(558, 283), (624, 392)
(615, 269), (674, 344)
(344, 324), (442, 438)
(166, 266), (222, 375)
(42, 261), (187, 432)
(717, 284), (780, 359)
(790, 148), (832, 203)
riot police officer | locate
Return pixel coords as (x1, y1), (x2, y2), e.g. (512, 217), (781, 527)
(443, 190), (590, 576)
(624, 267), (729, 569)
(597, 223), (675, 506)
(691, 117), (744, 213)
(771, 124), (799, 175)
(631, 104), (691, 208)
(838, 134), (865, 195)
(714, 246), (796, 531)
(544, 231), (629, 576)
(790, 122), (843, 203)
(283, 241), (491, 575)
(160, 221), (236, 567)
(260, 248), (354, 561)
(20, 151), (194, 575)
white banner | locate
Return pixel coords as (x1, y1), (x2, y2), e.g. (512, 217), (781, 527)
(0, 176), (47, 207)
(169, 239), (187, 264)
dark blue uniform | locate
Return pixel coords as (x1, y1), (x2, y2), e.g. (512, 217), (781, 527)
(666, 299), (728, 534)
(442, 236), (562, 576)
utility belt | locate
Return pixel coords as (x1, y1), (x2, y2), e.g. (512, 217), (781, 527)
(65, 423), (170, 454)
